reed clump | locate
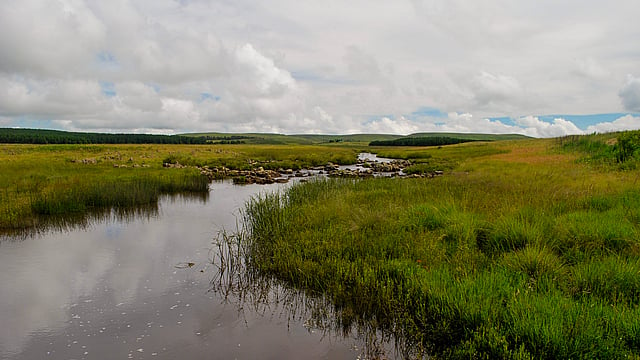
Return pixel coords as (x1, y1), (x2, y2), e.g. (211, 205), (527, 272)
(0, 144), (212, 231)
(243, 134), (640, 359)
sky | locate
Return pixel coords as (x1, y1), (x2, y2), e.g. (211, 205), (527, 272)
(0, 0), (639, 137)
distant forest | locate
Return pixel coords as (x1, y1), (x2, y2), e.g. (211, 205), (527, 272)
(369, 136), (478, 147)
(0, 128), (207, 144)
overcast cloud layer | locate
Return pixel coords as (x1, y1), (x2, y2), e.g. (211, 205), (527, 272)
(1, 0), (639, 136)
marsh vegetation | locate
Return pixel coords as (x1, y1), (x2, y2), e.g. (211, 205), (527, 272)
(242, 131), (640, 359)
(3, 130), (640, 358)
(0, 143), (359, 232)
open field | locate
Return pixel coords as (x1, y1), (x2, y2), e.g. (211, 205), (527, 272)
(243, 132), (640, 359)
(0, 135), (517, 232)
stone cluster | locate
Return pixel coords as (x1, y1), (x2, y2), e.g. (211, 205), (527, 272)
(196, 165), (289, 184)
(163, 158), (444, 185)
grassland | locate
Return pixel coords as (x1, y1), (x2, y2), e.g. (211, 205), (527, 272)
(243, 132), (640, 359)
(0, 143), (362, 232)
(3, 131), (640, 358)
(163, 144), (360, 170)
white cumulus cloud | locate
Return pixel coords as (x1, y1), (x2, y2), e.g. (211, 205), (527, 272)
(514, 116), (584, 137)
(619, 75), (640, 112)
(586, 115), (640, 133)
(234, 43), (296, 96)
(0, 0), (638, 135)
(471, 71), (526, 113)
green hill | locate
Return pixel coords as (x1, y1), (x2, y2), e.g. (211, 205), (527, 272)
(182, 132), (404, 145)
(182, 132), (528, 145)
(0, 128), (530, 145)
(0, 128), (206, 144)
(408, 132), (530, 141)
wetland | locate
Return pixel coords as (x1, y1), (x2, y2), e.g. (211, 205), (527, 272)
(2, 131), (640, 359)
(0, 180), (395, 360)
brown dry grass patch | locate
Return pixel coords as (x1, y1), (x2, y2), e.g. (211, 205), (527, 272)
(489, 140), (577, 165)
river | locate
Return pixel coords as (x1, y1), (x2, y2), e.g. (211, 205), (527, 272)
(0, 177), (398, 359)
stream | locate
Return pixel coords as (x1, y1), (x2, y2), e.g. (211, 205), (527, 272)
(0, 157), (402, 359)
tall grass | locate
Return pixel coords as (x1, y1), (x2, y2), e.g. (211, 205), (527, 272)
(201, 144), (359, 170)
(0, 143), (360, 232)
(30, 174), (209, 216)
(208, 229), (408, 359)
(242, 136), (640, 358)
(1, 173), (209, 231)
(0, 144), (210, 231)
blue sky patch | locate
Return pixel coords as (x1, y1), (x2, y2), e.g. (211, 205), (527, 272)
(10, 118), (58, 129)
(537, 113), (636, 129)
(100, 81), (116, 98)
(291, 70), (354, 85)
(484, 113), (640, 130)
(488, 116), (517, 126)
(364, 114), (395, 124)
(96, 51), (119, 71)
(410, 107), (447, 119)
(200, 92), (220, 102)
(97, 51), (116, 63)
(147, 83), (161, 93)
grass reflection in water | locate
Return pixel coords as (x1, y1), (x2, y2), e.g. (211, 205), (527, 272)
(209, 229), (422, 360)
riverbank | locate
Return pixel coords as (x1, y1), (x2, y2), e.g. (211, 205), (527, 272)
(1, 179), (386, 360)
(243, 134), (640, 359)
(0, 144), (361, 232)
(1, 142), (455, 233)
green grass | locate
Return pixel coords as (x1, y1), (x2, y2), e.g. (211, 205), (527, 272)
(242, 134), (640, 359)
(0, 144), (209, 230)
(200, 144), (359, 170)
(0, 143), (361, 231)
(370, 141), (511, 175)
(5, 133), (640, 358)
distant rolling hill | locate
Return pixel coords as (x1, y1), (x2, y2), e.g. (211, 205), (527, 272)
(0, 128), (530, 145)
(182, 132), (405, 145)
(0, 128), (207, 144)
(407, 132), (530, 141)
(183, 132), (530, 145)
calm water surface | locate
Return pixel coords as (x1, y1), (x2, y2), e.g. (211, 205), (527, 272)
(0, 179), (395, 359)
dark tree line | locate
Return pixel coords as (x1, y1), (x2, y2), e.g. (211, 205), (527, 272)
(0, 128), (208, 144)
(369, 136), (477, 147)
(203, 135), (253, 141)
(210, 140), (246, 144)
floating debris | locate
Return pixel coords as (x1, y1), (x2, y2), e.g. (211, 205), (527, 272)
(174, 262), (195, 269)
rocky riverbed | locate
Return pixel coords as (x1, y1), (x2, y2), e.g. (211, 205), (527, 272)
(164, 155), (443, 185)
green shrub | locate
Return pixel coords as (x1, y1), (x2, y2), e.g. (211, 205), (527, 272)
(616, 130), (640, 163)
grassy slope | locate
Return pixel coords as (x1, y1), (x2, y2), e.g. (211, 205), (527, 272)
(243, 135), (640, 359)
